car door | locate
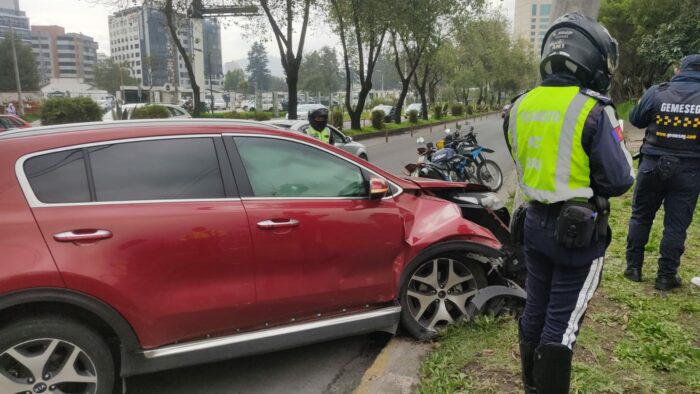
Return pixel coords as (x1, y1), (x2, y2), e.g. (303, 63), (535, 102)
(226, 134), (405, 324)
(19, 135), (257, 348)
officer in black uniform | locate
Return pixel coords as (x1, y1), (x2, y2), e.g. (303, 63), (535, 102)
(504, 13), (634, 394)
(624, 54), (700, 290)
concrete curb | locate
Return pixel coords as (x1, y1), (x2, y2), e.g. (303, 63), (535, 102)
(351, 112), (500, 142)
(353, 337), (432, 394)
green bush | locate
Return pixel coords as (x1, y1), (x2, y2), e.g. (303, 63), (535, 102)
(220, 111), (271, 121)
(407, 109), (419, 123)
(432, 104), (444, 120)
(451, 103), (464, 117)
(371, 110), (385, 130)
(330, 109), (343, 130)
(41, 97), (102, 125)
(130, 105), (170, 119)
(467, 104), (475, 115)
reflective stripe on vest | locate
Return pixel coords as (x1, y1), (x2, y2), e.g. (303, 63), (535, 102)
(509, 86), (597, 203)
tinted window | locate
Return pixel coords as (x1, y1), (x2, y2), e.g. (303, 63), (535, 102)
(235, 137), (366, 198)
(89, 138), (225, 201)
(24, 149), (91, 203)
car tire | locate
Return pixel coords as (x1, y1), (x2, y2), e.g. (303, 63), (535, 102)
(0, 315), (115, 394)
(399, 254), (487, 340)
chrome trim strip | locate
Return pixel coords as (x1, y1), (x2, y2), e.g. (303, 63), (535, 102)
(15, 134), (227, 208)
(224, 133), (403, 199)
(142, 306), (401, 359)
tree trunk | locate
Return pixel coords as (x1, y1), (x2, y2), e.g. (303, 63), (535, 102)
(165, 0), (200, 117)
(287, 71), (298, 119)
(413, 63), (429, 120)
(393, 78), (411, 124)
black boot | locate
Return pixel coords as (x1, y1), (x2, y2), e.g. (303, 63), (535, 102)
(623, 267), (642, 282)
(655, 274), (682, 291)
(520, 340), (538, 394)
(533, 343), (573, 394)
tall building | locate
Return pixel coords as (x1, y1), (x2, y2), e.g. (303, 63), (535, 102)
(513, 0), (601, 55)
(203, 19), (223, 89)
(31, 26), (99, 84)
(108, 5), (222, 91)
(0, 0), (31, 42)
(513, 0), (554, 54)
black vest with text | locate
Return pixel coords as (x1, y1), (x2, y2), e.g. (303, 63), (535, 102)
(645, 82), (700, 154)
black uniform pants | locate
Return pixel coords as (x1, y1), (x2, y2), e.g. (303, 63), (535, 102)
(520, 203), (607, 348)
(626, 155), (700, 277)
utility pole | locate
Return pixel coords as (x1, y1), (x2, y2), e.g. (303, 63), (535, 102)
(10, 26), (25, 115)
(208, 50), (213, 114)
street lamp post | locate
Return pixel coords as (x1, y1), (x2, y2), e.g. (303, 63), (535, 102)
(10, 26), (25, 115)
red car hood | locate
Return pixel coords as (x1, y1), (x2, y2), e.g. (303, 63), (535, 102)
(399, 176), (491, 193)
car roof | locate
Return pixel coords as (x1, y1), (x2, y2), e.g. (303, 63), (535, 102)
(0, 118), (269, 141)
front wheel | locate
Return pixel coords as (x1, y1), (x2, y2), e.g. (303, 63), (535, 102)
(399, 255), (487, 340)
(477, 159), (503, 191)
(0, 315), (115, 394)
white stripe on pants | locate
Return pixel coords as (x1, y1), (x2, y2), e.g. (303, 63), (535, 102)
(561, 256), (604, 349)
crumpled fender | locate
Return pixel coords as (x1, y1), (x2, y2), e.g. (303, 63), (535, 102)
(466, 284), (527, 317)
(392, 192), (502, 287)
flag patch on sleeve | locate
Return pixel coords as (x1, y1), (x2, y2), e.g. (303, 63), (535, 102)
(612, 126), (624, 142)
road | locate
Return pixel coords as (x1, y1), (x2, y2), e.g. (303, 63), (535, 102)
(365, 113), (515, 199)
(126, 113), (512, 394)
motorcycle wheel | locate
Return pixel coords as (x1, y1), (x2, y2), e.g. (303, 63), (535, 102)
(477, 159), (503, 191)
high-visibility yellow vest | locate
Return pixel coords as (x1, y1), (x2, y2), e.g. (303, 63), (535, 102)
(308, 127), (331, 143)
(508, 86), (598, 203)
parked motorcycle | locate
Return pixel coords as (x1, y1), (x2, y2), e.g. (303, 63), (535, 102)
(406, 125), (504, 191)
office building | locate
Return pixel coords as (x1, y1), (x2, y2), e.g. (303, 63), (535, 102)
(513, 0), (601, 54)
(0, 0), (31, 42)
(109, 5), (222, 90)
(31, 26), (99, 84)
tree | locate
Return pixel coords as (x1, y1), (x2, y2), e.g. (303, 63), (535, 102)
(164, 0), (202, 116)
(388, 0), (471, 123)
(329, 0), (392, 130)
(94, 58), (138, 94)
(246, 42), (271, 91)
(600, 0), (700, 101)
(255, 0), (315, 120)
(298, 46), (342, 95)
(0, 33), (40, 92)
(224, 68), (246, 91)
(270, 76), (288, 91)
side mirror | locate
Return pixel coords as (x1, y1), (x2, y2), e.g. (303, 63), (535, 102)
(417, 137), (425, 144)
(345, 136), (353, 143)
(369, 177), (389, 200)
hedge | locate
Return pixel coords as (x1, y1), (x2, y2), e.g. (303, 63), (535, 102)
(41, 97), (102, 125)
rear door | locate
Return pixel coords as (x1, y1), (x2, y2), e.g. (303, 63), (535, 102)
(19, 135), (257, 348)
(226, 134), (405, 324)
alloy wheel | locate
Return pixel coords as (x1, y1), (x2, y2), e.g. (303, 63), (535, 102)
(406, 257), (480, 331)
(0, 338), (98, 394)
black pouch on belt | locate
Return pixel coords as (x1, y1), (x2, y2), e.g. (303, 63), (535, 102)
(510, 203), (529, 245)
(555, 201), (597, 248)
(653, 155), (680, 180)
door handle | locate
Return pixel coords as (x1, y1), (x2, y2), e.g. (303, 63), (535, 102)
(54, 229), (113, 242)
(257, 219), (300, 229)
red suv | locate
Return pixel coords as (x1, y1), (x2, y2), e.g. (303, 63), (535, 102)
(0, 120), (518, 393)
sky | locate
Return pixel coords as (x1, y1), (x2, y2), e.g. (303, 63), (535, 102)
(19, 0), (515, 65)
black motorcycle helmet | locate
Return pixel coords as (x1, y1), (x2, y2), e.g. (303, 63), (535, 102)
(540, 12), (619, 93)
(308, 107), (329, 132)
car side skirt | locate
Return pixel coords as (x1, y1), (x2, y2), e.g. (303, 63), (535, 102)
(121, 305), (401, 376)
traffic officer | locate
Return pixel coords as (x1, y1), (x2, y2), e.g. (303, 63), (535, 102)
(307, 107), (331, 144)
(624, 54), (700, 291)
(504, 13), (634, 393)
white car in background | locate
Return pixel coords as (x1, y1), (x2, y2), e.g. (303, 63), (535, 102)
(103, 103), (192, 121)
(289, 104), (328, 120)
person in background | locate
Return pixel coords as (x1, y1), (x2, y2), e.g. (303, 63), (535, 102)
(307, 107), (331, 144)
(624, 54), (700, 291)
(7, 103), (17, 115)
